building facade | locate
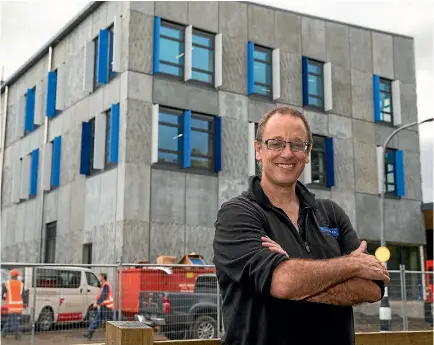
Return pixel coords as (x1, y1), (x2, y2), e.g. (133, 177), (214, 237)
(0, 1), (425, 270)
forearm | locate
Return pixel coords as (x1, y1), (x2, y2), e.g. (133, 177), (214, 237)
(271, 257), (357, 300)
(307, 277), (382, 306)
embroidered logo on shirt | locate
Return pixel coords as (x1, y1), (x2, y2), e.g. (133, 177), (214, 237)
(319, 226), (339, 238)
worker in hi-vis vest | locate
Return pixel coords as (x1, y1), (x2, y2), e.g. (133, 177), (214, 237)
(83, 272), (113, 340)
(1, 269), (24, 339)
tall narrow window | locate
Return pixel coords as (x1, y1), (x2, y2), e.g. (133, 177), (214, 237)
(191, 29), (214, 84)
(44, 222), (57, 264)
(306, 59), (324, 108)
(380, 78), (393, 123)
(191, 114), (214, 170)
(385, 148), (397, 195)
(253, 46), (272, 97)
(159, 21), (185, 77)
(311, 135), (327, 186)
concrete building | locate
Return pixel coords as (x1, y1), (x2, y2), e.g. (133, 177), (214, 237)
(0, 1), (425, 272)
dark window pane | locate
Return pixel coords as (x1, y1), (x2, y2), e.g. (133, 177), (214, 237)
(158, 124), (182, 152)
(254, 49), (271, 62)
(308, 96), (322, 107)
(192, 70), (212, 83)
(308, 63), (321, 74)
(192, 46), (214, 72)
(380, 81), (390, 92)
(254, 61), (272, 85)
(161, 25), (183, 40)
(191, 156), (211, 169)
(159, 63), (183, 77)
(191, 117), (210, 131)
(158, 151), (180, 165)
(159, 111), (180, 125)
(383, 113), (392, 123)
(308, 75), (323, 97)
(191, 130), (210, 156)
(160, 38), (184, 65)
(254, 83), (271, 96)
(193, 33), (212, 48)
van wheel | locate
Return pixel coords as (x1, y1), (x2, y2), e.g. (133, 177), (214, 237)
(192, 315), (216, 339)
(37, 307), (54, 331)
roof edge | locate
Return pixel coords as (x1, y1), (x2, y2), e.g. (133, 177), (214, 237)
(1, 1), (102, 94)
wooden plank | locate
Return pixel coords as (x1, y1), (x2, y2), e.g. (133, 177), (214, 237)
(356, 331), (434, 345)
(106, 321), (154, 345)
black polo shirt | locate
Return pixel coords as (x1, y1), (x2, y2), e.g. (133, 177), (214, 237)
(213, 176), (384, 345)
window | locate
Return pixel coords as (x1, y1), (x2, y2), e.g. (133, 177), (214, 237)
(192, 29), (214, 84)
(59, 271), (81, 289)
(24, 87), (37, 134)
(306, 59), (324, 108)
(105, 109), (114, 167)
(44, 222), (57, 264)
(254, 123), (261, 176)
(380, 78), (393, 123)
(156, 107), (217, 172)
(385, 148), (397, 195)
(82, 243), (92, 265)
(89, 118), (96, 174)
(310, 135), (327, 186)
(159, 21), (185, 78)
(191, 114), (214, 169)
(93, 36), (100, 90)
(86, 272), (100, 288)
(108, 25), (116, 81)
(253, 46), (272, 97)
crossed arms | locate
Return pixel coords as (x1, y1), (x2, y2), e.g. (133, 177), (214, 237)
(265, 237), (389, 306)
(213, 201), (389, 307)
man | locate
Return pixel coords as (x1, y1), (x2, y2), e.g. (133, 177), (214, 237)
(84, 273), (113, 340)
(213, 107), (390, 345)
(1, 269), (24, 339)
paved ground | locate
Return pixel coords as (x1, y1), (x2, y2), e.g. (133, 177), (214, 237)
(1, 329), (168, 345)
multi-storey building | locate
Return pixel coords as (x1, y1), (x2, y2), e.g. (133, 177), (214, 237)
(0, 1), (425, 274)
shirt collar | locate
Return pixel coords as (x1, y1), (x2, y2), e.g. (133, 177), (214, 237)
(245, 175), (317, 210)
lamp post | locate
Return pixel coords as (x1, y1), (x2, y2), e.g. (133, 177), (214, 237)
(378, 117), (433, 331)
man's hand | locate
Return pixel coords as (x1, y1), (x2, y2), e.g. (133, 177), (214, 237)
(349, 241), (390, 286)
(261, 237), (288, 258)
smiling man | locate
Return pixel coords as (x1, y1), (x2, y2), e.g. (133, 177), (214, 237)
(213, 107), (390, 345)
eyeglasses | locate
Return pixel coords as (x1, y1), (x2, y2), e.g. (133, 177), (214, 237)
(260, 139), (311, 153)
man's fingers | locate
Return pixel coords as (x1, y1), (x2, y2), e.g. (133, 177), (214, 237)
(354, 240), (367, 254)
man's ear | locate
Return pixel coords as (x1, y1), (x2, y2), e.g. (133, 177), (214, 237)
(254, 140), (262, 161)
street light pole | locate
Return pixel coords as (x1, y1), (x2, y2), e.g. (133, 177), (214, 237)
(378, 117), (433, 331)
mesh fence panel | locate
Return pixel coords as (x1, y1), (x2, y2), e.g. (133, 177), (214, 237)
(1, 263), (432, 345)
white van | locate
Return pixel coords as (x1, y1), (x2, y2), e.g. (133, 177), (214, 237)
(3, 266), (102, 331)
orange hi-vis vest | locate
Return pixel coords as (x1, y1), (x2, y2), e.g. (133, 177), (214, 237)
(5, 280), (24, 314)
(97, 281), (113, 310)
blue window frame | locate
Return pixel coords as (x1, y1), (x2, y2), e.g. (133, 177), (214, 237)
(380, 78), (393, 123)
(108, 26), (116, 81)
(157, 107), (219, 172)
(192, 29), (214, 84)
(311, 135), (327, 186)
(384, 148), (405, 197)
(252, 45), (272, 97)
(310, 135), (334, 188)
(302, 57), (324, 108)
(24, 87), (36, 134)
(158, 20), (185, 78)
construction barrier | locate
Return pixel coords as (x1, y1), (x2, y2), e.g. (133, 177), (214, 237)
(106, 321), (434, 345)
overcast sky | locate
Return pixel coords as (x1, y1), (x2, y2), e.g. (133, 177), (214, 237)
(0, 0), (433, 202)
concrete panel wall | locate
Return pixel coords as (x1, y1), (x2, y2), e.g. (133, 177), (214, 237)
(187, 1), (218, 32)
(1, 1), (423, 264)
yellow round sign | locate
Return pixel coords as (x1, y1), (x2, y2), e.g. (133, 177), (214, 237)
(375, 246), (391, 263)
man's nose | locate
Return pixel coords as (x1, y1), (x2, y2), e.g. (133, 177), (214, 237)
(280, 144), (295, 158)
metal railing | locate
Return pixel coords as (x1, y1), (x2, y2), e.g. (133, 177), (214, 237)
(0, 262), (432, 345)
